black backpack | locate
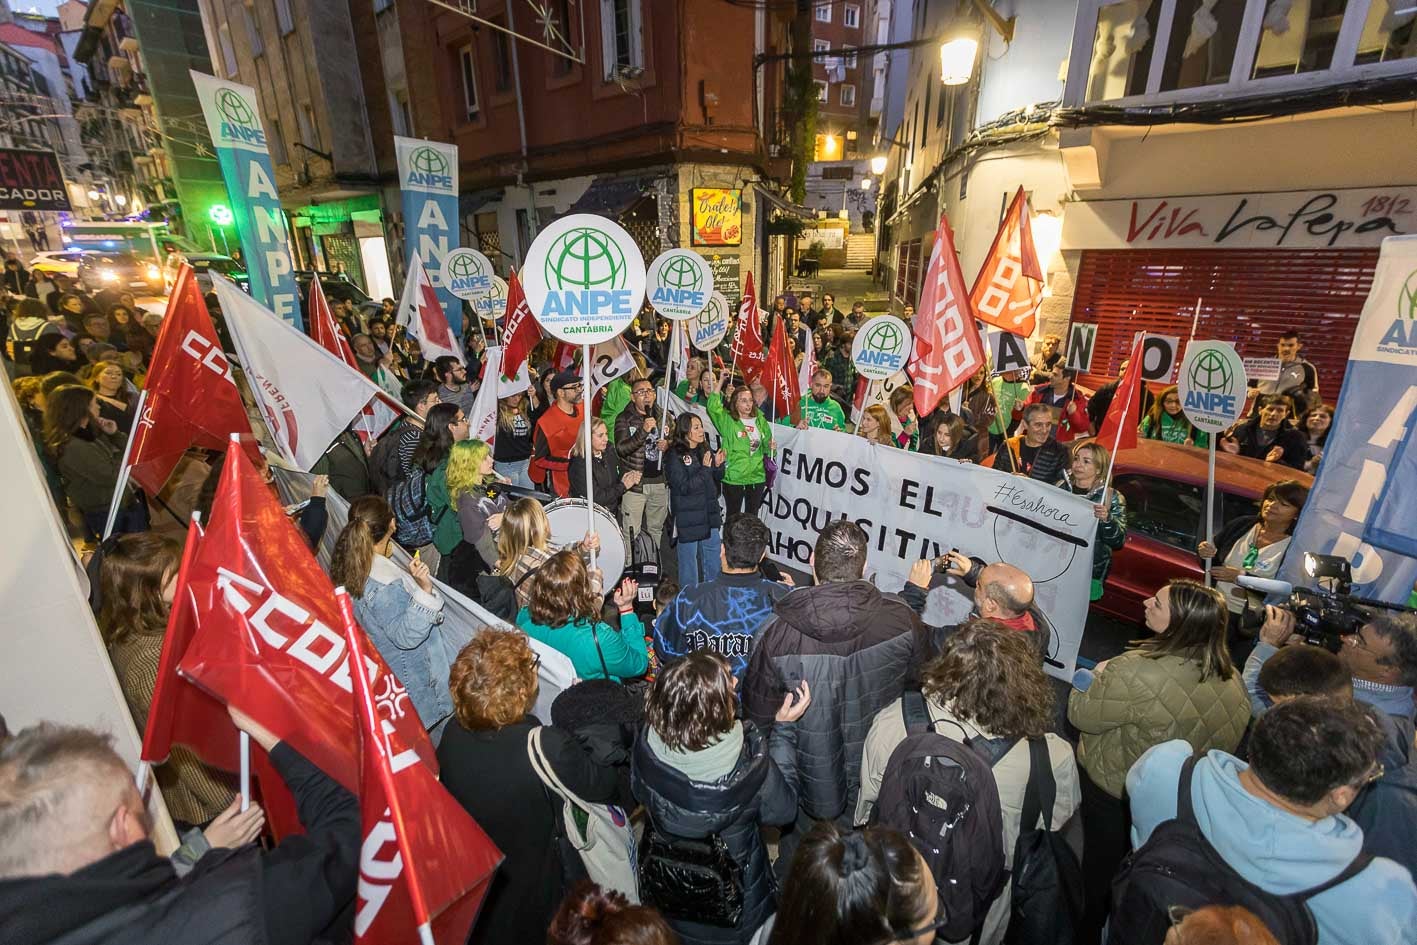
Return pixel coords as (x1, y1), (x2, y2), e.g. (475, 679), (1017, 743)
(638, 812), (744, 929)
(1003, 739), (1084, 945)
(871, 688), (1009, 943)
(1108, 754), (1374, 945)
(387, 466), (444, 548)
(368, 418), (407, 495)
(626, 527), (660, 618)
(9, 321), (47, 371)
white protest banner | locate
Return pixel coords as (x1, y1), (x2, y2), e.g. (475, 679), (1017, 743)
(647, 249), (713, 321)
(851, 369), (911, 426)
(675, 394), (1096, 677)
(1066, 323), (1097, 373)
(444, 247), (497, 301)
(1140, 334), (1180, 383)
(496, 357), (533, 398)
(692, 291), (731, 352)
(588, 335), (637, 396)
(852, 314), (913, 381)
(987, 329), (1031, 375)
(1242, 357), (1282, 382)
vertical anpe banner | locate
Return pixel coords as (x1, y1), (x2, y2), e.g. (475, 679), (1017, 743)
(1280, 235), (1417, 602)
(395, 136), (460, 340)
(190, 71), (302, 328)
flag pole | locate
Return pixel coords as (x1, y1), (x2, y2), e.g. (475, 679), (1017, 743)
(102, 388), (148, 540)
(581, 343), (596, 572)
(1189, 297), (1203, 341)
(1204, 437), (1218, 587)
(660, 321), (676, 432)
(239, 731), (251, 811)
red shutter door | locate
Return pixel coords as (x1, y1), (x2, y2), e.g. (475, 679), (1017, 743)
(1069, 248), (1378, 404)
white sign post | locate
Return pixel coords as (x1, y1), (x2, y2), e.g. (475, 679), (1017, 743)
(1178, 340), (1249, 586)
(521, 215), (647, 563)
(691, 291), (731, 352)
(647, 249), (714, 431)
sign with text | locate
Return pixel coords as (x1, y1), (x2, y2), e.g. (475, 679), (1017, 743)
(443, 247), (496, 301)
(1242, 357), (1282, 382)
(690, 188), (742, 246)
(800, 227), (846, 250)
(1066, 323), (1097, 373)
(1179, 340), (1248, 433)
(190, 71), (302, 328)
(697, 250), (740, 303)
(987, 329), (1031, 375)
(647, 248), (713, 321)
(852, 315), (913, 380)
(691, 291), (730, 352)
(395, 136), (459, 339)
(0, 147), (70, 211)
(521, 214), (646, 345)
(1063, 187), (1417, 251)
(1140, 334), (1180, 383)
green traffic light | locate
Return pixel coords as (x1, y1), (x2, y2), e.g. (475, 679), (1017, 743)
(209, 204), (234, 226)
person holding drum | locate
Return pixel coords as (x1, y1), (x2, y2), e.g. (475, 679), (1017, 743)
(494, 498), (604, 612)
(705, 370), (774, 517)
(518, 548), (647, 683)
(665, 412), (727, 587)
(571, 417), (640, 522)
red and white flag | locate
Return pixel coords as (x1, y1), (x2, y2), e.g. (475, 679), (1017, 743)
(761, 308), (800, 421)
(175, 441), (439, 801)
(397, 254), (463, 365)
(214, 277), (397, 470)
(127, 265), (252, 494)
(729, 272), (768, 385)
(307, 277), (402, 443)
(337, 591), (501, 945)
(797, 328), (818, 415)
(1096, 333), (1146, 456)
(969, 187), (1045, 337)
(467, 345), (503, 444)
(908, 216), (986, 417)
(499, 271), (540, 381)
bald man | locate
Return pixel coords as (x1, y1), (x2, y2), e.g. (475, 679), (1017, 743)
(901, 551), (1045, 661)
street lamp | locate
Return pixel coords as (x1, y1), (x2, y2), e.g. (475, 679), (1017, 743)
(869, 154), (888, 176)
(861, 178), (873, 190)
(940, 1), (1017, 86)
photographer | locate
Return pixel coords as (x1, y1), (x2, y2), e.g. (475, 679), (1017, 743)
(902, 551), (1048, 665)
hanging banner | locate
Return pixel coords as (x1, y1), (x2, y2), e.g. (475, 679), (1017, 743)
(1281, 236), (1417, 601)
(672, 395), (1093, 677)
(395, 136), (460, 339)
(190, 71), (302, 328)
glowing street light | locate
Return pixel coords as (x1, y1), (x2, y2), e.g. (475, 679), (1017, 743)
(940, 36), (979, 85)
(869, 154), (888, 175)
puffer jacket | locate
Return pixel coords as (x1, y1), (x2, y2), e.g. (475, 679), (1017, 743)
(665, 443), (725, 542)
(741, 581), (923, 821)
(1067, 650), (1248, 798)
(631, 722), (799, 945)
(1066, 478), (1127, 592)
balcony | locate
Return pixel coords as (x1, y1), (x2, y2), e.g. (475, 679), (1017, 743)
(1064, 0), (1417, 108)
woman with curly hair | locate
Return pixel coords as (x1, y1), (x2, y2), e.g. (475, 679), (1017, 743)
(549, 882), (679, 945)
(855, 619), (1079, 945)
(516, 548), (646, 682)
(438, 629), (621, 945)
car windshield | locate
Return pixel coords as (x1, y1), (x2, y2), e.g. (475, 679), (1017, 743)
(91, 253), (139, 267)
(194, 258), (245, 275)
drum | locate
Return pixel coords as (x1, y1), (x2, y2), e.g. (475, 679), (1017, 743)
(544, 498), (628, 588)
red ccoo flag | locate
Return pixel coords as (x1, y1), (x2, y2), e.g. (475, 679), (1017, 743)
(729, 272), (768, 385)
(969, 187), (1045, 337)
(1096, 333), (1146, 456)
(176, 441), (439, 804)
(337, 590), (501, 945)
(127, 265), (252, 494)
(760, 306), (800, 420)
(908, 216), (986, 418)
(499, 270), (541, 381)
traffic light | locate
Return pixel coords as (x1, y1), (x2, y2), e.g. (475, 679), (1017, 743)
(208, 204), (234, 226)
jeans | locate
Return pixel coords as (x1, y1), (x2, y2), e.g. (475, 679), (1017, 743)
(494, 459), (533, 491)
(620, 481), (669, 545)
(675, 529), (722, 588)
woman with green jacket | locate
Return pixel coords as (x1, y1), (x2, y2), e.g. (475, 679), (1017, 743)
(705, 373), (774, 516)
(1139, 385), (1208, 447)
(516, 547), (648, 682)
(1064, 440), (1127, 601)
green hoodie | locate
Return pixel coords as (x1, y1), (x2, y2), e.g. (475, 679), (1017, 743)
(600, 377), (633, 431)
(706, 391), (773, 486)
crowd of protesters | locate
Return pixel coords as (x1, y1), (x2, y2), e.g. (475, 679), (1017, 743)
(3, 261), (1416, 945)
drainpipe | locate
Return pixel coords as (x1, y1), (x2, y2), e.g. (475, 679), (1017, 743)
(504, 0), (539, 248)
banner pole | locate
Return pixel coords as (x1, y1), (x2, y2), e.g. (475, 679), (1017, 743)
(1204, 438), (1217, 587)
(102, 388), (147, 540)
(239, 731), (251, 812)
(660, 321), (676, 433)
(1189, 297), (1203, 342)
(581, 343), (596, 572)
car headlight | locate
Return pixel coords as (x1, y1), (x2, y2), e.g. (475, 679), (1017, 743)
(146, 265), (161, 279)
(100, 270), (118, 282)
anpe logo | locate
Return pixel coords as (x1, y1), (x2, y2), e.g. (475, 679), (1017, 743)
(406, 146), (452, 188)
(1183, 348), (1237, 414)
(541, 226), (632, 317)
(215, 88), (265, 145)
(446, 250), (491, 295)
(850, 314), (912, 380)
(646, 249), (713, 321)
(1380, 269), (1417, 351)
(448, 252), (485, 279)
(1178, 340), (1246, 432)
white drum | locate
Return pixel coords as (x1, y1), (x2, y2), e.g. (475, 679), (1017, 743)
(544, 498), (627, 588)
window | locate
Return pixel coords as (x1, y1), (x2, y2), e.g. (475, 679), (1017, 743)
(493, 26), (512, 91)
(1114, 474), (1207, 551)
(843, 45), (857, 69)
(242, 6), (263, 57)
(1354, 2), (1417, 67)
(815, 79), (829, 102)
(816, 3), (832, 23)
(843, 4), (859, 28)
(1158, 0), (1243, 91)
(1250, 0), (1410, 77)
(459, 44), (480, 120)
(296, 102), (320, 150)
(1084, 1), (1157, 101)
(921, 82), (931, 146)
(275, 0), (294, 36)
(218, 23), (238, 77)
(937, 78), (948, 124)
(552, 0), (575, 75)
(390, 91), (412, 137)
(601, 0), (644, 78)
(267, 117), (288, 164)
(813, 39), (830, 59)
(840, 83), (856, 106)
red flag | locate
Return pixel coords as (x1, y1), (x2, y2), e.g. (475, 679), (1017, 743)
(176, 441), (439, 799)
(729, 272), (768, 384)
(1096, 333), (1146, 455)
(127, 265), (252, 493)
(760, 309), (800, 420)
(908, 216), (986, 417)
(141, 514), (242, 772)
(969, 187), (1044, 337)
(337, 591), (501, 945)
(499, 271), (541, 381)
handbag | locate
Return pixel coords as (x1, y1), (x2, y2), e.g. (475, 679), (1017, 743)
(762, 455), (778, 491)
(526, 727), (640, 901)
(638, 812), (745, 928)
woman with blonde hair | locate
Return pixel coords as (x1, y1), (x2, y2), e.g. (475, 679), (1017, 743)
(1064, 439), (1127, 601)
(856, 404), (895, 447)
(85, 359), (137, 432)
(517, 548), (645, 682)
(495, 497), (602, 610)
(430, 438), (508, 595)
(569, 416), (638, 521)
(330, 494), (452, 735)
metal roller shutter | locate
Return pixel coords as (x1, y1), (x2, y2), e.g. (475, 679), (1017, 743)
(1069, 248), (1378, 403)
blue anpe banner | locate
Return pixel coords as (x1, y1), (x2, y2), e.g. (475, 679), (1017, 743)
(190, 71), (302, 328)
(1279, 236), (1417, 603)
(395, 136), (460, 340)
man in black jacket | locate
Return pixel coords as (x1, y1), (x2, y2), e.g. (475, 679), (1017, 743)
(614, 376), (669, 545)
(742, 520), (923, 863)
(0, 707), (359, 945)
(1220, 394), (1308, 470)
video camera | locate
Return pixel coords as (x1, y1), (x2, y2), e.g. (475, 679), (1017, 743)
(1237, 553), (1410, 652)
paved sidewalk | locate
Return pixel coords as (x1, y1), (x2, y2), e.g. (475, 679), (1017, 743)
(792, 267), (893, 313)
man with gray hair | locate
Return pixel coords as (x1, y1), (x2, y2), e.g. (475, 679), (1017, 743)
(992, 402), (1069, 484)
(0, 708), (359, 944)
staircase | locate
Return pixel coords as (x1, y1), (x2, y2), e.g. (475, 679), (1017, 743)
(845, 233), (876, 270)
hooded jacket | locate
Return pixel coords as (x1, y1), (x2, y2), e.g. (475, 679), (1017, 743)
(653, 571), (790, 678)
(631, 721), (799, 945)
(1128, 741), (1417, 945)
(741, 580), (922, 821)
(1346, 711), (1417, 881)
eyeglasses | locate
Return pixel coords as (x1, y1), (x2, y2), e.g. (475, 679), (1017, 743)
(1359, 762), (1385, 787)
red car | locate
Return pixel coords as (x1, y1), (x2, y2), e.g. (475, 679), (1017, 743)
(1097, 440), (1314, 624)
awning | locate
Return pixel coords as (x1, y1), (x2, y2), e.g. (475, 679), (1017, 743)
(567, 174), (662, 218)
(754, 186), (814, 220)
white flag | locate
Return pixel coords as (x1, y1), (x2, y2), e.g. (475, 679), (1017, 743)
(397, 254), (464, 365)
(213, 276), (392, 470)
(496, 357), (532, 398)
(468, 346), (503, 444)
(797, 330), (817, 403)
(588, 335), (636, 396)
